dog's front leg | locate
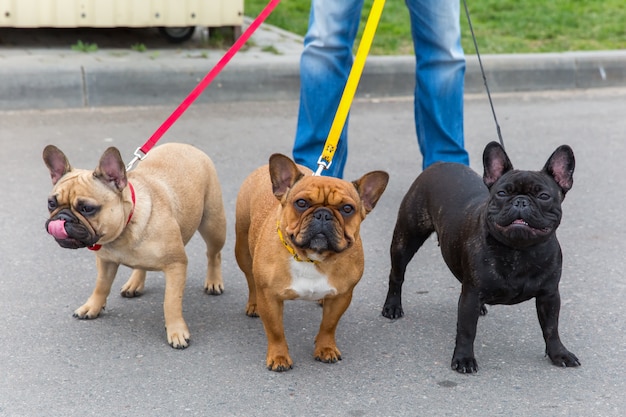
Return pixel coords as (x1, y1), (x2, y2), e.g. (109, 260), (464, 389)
(163, 262), (190, 349)
(451, 287), (481, 373)
(74, 257), (119, 319)
(314, 292), (353, 363)
(536, 292), (580, 368)
(257, 289), (292, 372)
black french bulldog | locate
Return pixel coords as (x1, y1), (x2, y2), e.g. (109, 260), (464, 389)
(382, 141), (580, 373)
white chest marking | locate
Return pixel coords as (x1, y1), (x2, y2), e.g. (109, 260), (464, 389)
(289, 259), (337, 301)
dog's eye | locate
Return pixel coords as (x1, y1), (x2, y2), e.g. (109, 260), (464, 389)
(78, 203), (98, 216)
(497, 190), (507, 197)
(341, 204), (355, 215)
(538, 192), (551, 201)
(295, 199), (309, 210)
(81, 205), (96, 215)
(47, 197), (57, 212)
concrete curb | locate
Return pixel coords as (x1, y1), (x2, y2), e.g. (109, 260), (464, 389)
(1, 42), (625, 110)
(465, 50), (626, 93)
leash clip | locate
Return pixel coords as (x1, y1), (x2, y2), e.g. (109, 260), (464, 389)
(314, 156), (332, 176)
(126, 148), (147, 171)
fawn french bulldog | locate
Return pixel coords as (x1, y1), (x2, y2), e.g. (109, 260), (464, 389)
(44, 143), (226, 348)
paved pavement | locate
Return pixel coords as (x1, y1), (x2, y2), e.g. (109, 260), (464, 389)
(1, 88), (625, 416)
(1, 20), (626, 109)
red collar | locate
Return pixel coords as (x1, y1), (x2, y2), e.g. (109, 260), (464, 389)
(88, 182), (135, 251)
(126, 182), (136, 225)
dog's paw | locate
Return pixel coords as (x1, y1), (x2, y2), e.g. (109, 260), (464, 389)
(120, 287), (143, 298)
(381, 303), (404, 319)
(120, 285), (142, 298)
(314, 346), (342, 364)
(73, 302), (104, 319)
(266, 355), (293, 372)
(204, 280), (224, 296)
(480, 304), (488, 316)
(245, 303), (259, 317)
(166, 324), (190, 349)
(547, 349), (581, 368)
(451, 356), (478, 374)
(120, 271), (146, 297)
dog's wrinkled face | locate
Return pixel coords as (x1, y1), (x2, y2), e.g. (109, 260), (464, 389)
(43, 145), (130, 249)
(283, 176), (363, 255)
(486, 170), (564, 247)
(269, 154), (388, 261)
(482, 142), (575, 249)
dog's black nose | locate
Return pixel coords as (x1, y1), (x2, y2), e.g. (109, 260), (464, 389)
(512, 196), (530, 208)
(56, 209), (75, 222)
(313, 208), (333, 222)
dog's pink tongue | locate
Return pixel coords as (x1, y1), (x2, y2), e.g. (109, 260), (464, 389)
(47, 220), (69, 240)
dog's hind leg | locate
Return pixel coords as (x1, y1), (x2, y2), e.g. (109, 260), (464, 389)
(199, 187), (226, 296)
(120, 269), (146, 297)
(382, 209), (433, 319)
(234, 224), (258, 317)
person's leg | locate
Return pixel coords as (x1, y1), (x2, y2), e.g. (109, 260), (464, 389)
(293, 0), (364, 178)
(406, 0), (469, 169)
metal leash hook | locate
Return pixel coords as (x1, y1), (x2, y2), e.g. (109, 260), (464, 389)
(314, 156), (332, 176)
(314, 143), (336, 176)
(126, 147), (147, 171)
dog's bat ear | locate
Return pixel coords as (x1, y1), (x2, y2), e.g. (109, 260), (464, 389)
(43, 145), (72, 185)
(94, 147), (128, 192)
(353, 171), (389, 214)
(543, 145), (575, 195)
(483, 141), (513, 188)
(269, 154), (304, 200)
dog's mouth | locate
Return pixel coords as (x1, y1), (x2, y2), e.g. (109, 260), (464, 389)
(294, 234), (331, 253)
(497, 218), (552, 236)
(46, 219), (100, 249)
(55, 237), (89, 249)
(47, 219), (69, 240)
(512, 219), (532, 227)
(292, 231), (350, 255)
(308, 233), (334, 253)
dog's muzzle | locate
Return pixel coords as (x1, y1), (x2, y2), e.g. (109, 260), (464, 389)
(46, 209), (98, 249)
(299, 208), (342, 253)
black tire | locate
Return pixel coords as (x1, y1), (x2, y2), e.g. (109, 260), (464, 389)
(158, 26), (196, 43)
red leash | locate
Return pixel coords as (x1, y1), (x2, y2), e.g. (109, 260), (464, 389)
(127, 0), (282, 170)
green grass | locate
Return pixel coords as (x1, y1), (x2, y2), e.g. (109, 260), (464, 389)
(71, 40), (98, 53)
(245, 0), (626, 55)
(130, 43), (147, 52)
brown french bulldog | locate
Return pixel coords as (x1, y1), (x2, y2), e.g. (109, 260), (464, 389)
(43, 143), (227, 349)
(235, 154), (388, 371)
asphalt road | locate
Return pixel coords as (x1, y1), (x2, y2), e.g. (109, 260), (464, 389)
(1, 89), (625, 416)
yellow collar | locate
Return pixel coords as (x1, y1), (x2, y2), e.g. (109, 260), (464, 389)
(276, 221), (317, 263)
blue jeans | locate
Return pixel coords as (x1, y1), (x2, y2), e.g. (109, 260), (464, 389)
(293, 0), (469, 178)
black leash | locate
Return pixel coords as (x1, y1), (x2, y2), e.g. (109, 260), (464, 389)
(462, 0), (505, 149)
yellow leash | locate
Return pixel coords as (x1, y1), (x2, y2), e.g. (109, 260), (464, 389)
(314, 0), (386, 176)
